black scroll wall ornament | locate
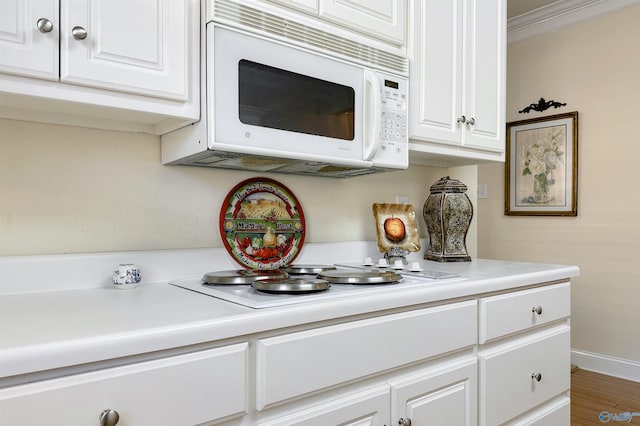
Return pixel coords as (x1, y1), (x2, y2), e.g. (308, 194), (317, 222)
(518, 98), (567, 114)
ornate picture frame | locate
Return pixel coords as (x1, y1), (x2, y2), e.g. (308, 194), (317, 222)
(505, 111), (578, 216)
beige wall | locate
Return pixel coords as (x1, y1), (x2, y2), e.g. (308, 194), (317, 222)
(478, 5), (640, 363)
(0, 118), (477, 258)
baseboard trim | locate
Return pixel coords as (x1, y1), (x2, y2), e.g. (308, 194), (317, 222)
(571, 349), (640, 383)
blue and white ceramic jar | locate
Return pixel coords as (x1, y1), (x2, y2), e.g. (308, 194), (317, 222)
(112, 264), (141, 289)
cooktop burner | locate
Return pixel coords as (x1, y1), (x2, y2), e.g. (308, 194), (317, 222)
(252, 277), (330, 294)
(282, 264), (337, 275)
(202, 269), (288, 285)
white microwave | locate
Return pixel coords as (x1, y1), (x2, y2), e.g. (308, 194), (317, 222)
(162, 0), (409, 177)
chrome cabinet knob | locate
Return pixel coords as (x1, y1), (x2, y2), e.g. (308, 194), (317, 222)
(72, 26), (88, 40)
(531, 372), (542, 382)
(100, 409), (120, 426)
(532, 306), (543, 315)
(36, 18), (53, 33)
(466, 117), (475, 125)
(398, 418), (412, 426)
(456, 115), (466, 124)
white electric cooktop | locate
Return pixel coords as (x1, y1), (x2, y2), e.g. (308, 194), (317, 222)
(170, 264), (464, 309)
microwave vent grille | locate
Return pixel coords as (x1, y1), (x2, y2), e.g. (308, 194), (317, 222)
(213, 0), (408, 76)
(172, 150), (383, 178)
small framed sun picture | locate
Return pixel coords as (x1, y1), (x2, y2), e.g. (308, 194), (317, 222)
(505, 111), (578, 216)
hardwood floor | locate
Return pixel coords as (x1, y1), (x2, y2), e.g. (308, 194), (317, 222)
(571, 368), (640, 425)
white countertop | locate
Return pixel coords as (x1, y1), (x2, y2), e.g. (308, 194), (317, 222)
(0, 258), (579, 381)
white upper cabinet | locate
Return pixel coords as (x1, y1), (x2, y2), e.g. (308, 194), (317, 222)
(463, 0), (504, 153)
(0, 0), (199, 134)
(319, 0), (406, 46)
(408, 0), (506, 164)
(0, 0), (59, 80)
(267, 0), (318, 15)
(267, 0), (407, 46)
(61, 0), (189, 101)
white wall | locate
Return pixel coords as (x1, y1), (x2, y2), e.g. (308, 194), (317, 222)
(478, 5), (640, 370)
(0, 118), (477, 258)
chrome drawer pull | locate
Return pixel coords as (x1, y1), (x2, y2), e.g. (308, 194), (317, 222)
(398, 418), (412, 426)
(531, 306), (543, 315)
(100, 409), (120, 426)
(531, 372), (542, 382)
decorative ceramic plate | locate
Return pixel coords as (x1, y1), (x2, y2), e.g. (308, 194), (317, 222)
(220, 178), (306, 270)
(372, 203), (421, 253)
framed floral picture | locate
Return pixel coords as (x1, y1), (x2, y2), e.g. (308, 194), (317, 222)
(505, 111), (578, 216)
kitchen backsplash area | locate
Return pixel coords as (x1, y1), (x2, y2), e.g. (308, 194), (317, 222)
(0, 118), (478, 259)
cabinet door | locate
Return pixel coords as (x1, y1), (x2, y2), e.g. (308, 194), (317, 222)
(267, 0), (318, 15)
(391, 357), (477, 426)
(259, 385), (391, 426)
(0, 0), (59, 80)
(461, 0), (505, 153)
(408, 0), (505, 162)
(319, 0), (406, 45)
(408, 0), (463, 146)
(60, 0), (194, 101)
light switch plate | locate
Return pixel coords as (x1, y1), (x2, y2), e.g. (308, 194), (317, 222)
(477, 184), (488, 199)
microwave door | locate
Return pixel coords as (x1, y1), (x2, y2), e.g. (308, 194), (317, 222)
(209, 25), (371, 166)
(238, 60), (355, 140)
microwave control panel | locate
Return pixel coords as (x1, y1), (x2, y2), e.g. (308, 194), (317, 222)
(375, 71), (408, 167)
(379, 74), (407, 144)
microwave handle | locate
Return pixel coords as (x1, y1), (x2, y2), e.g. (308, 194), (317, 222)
(363, 70), (381, 161)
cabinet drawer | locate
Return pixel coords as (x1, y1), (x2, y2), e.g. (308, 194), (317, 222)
(0, 343), (248, 426)
(479, 282), (570, 343)
(479, 326), (570, 426)
(507, 396), (570, 425)
(256, 300), (477, 409)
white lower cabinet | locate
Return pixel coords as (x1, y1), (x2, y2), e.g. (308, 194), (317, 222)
(478, 282), (572, 426)
(255, 281), (571, 426)
(0, 343), (248, 426)
(259, 356), (477, 426)
(0, 280), (573, 425)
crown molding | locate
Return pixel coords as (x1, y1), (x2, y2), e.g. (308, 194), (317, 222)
(508, 0), (640, 43)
